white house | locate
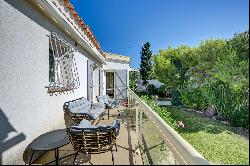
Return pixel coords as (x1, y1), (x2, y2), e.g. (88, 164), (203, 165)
(0, 0), (130, 164)
(103, 52), (131, 100)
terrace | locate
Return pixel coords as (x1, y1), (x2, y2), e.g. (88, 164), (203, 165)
(30, 89), (210, 165)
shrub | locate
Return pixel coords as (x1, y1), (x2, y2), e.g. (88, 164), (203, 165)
(158, 85), (168, 97)
(153, 30), (249, 128)
(129, 71), (138, 91)
(146, 84), (158, 95)
(140, 95), (177, 129)
(170, 89), (182, 106)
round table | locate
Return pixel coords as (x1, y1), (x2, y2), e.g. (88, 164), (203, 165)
(29, 128), (70, 165)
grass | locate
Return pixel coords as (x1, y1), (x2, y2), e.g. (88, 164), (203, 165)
(165, 106), (249, 165)
(137, 92), (249, 164)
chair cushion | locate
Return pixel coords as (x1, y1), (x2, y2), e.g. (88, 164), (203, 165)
(110, 100), (121, 109)
(72, 119), (120, 131)
(91, 102), (105, 109)
(67, 98), (91, 114)
(88, 107), (104, 120)
(97, 95), (109, 104)
(71, 119), (93, 129)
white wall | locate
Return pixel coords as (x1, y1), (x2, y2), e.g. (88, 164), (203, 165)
(93, 67), (100, 102)
(103, 60), (130, 98)
(0, 0), (100, 164)
(103, 61), (130, 71)
(103, 71), (107, 96)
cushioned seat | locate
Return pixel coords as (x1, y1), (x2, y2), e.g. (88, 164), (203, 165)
(96, 95), (121, 119)
(67, 119), (121, 165)
(88, 107), (105, 120)
(64, 97), (105, 124)
(71, 119), (120, 133)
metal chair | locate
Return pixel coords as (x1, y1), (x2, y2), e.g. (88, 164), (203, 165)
(96, 95), (121, 119)
(66, 119), (120, 165)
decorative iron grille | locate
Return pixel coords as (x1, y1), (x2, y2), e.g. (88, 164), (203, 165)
(46, 32), (80, 94)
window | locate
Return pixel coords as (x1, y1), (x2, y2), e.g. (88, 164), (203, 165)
(49, 48), (55, 82)
(47, 32), (80, 94)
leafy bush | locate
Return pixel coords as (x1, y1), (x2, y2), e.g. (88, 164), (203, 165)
(158, 85), (168, 97)
(146, 84), (158, 95)
(153, 30), (249, 128)
(139, 95), (177, 129)
(129, 71), (138, 91)
(181, 88), (208, 109)
(170, 89), (182, 106)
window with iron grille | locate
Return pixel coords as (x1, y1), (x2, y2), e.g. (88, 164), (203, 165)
(47, 32), (80, 94)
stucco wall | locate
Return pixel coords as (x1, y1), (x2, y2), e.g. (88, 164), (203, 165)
(93, 67), (100, 102)
(0, 0), (99, 164)
(103, 60), (130, 71)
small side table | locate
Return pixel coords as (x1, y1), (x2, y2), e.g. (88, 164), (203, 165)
(29, 128), (73, 165)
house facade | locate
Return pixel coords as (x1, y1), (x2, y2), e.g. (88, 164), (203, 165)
(0, 0), (130, 164)
(103, 52), (131, 100)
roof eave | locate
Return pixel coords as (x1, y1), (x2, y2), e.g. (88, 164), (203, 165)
(33, 0), (107, 65)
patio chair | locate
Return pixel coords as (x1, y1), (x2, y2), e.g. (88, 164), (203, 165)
(66, 119), (121, 165)
(63, 97), (105, 124)
(96, 95), (122, 119)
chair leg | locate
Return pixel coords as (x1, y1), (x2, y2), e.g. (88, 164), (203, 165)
(73, 152), (78, 165)
(29, 150), (34, 165)
(118, 109), (120, 116)
(108, 108), (110, 120)
(111, 150), (114, 165)
(102, 112), (104, 120)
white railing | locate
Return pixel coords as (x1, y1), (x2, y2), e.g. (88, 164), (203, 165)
(127, 88), (210, 165)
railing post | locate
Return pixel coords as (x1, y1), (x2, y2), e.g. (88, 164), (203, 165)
(139, 107), (143, 145)
(135, 101), (139, 148)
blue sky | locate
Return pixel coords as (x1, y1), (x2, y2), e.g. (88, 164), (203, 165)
(71, 0), (249, 68)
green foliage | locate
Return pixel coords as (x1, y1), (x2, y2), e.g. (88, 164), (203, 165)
(157, 85), (168, 97)
(181, 87), (208, 109)
(139, 95), (177, 129)
(140, 42), (153, 85)
(146, 84), (158, 95)
(170, 89), (182, 106)
(129, 71), (138, 91)
(154, 30), (249, 128)
(228, 30), (249, 61)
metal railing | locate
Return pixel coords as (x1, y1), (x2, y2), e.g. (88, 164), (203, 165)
(127, 88), (210, 165)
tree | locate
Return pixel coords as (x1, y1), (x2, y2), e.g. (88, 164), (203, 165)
(129, 71), (138, 91)
(139, 42), (153, 85)
(153, 30), (249, 128)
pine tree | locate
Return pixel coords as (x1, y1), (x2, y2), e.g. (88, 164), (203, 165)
(139, 42), (152, 85)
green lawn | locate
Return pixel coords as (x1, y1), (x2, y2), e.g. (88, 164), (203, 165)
(165, 107), (249, 165)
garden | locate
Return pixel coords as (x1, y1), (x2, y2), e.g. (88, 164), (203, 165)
(131, 30), (249, 165)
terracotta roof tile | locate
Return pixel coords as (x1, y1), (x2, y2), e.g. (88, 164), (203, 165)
(50, 0), (104, 56)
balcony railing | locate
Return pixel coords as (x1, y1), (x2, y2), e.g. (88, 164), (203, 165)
(127, 88), (210, 165)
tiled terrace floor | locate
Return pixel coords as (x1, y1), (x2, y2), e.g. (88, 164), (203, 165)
(32, 106), (143, 165)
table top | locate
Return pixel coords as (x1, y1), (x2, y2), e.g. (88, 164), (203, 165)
(30, 128), (69, 151)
